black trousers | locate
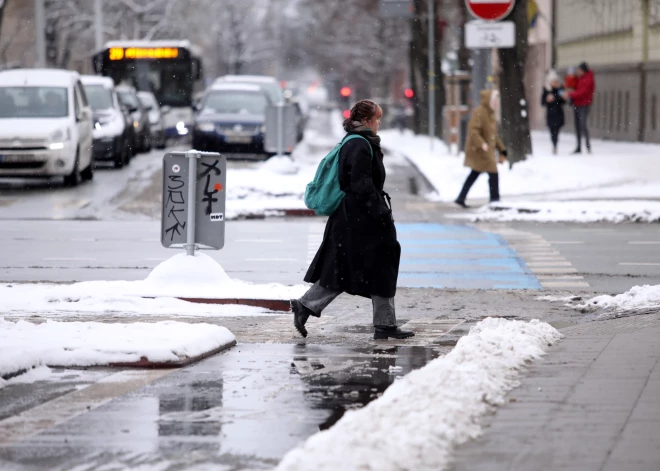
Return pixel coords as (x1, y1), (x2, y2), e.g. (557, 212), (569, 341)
(574, 106), (591, 151)
(456, 170), (500, 203)
(549, 124), (561, 148)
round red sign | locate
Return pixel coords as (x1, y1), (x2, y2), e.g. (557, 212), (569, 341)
(466, 0), (515, 21)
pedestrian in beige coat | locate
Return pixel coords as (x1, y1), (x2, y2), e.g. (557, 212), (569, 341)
(455, 89), (507, 208)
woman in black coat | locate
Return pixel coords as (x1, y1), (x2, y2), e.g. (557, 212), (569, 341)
(541, 71), (566, 154)
(291, 100), (414, 340)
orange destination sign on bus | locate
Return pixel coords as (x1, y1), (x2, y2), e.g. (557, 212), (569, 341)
(108, 47), (180, 60)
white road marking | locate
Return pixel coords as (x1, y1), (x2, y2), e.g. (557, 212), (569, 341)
(546, 241), (585, 245)
(531, 267), (579, 274)
(144, 258), (168, 261)
(536, 275), (585, 280)
(70, 238), (96, 242)
(43, 257), (97, 261)
(618, 262), (660, 266)
(141, 238), (160, 242)
(235, 239), (284, 243)
(527, 261), (573, 267)
(528, 256), (567, 261)
(628, 241), (660, 245)
(541, 281), (591, 288)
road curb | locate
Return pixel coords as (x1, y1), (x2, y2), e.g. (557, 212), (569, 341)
(109, 339), (238, 368)
(175, 297), (291, 311)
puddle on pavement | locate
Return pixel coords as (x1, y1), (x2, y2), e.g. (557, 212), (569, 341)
(0, 343), (445, 470)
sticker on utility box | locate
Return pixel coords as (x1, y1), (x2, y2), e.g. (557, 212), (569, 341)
(210, 213), (224, 222)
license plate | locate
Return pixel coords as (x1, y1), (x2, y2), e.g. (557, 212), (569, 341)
(225, 136), (252, 144)
(0, 154), (36, 162)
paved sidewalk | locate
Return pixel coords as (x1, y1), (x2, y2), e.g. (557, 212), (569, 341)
(451, 313), (660, 471)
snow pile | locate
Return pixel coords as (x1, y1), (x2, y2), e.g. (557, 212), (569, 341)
(461, 200), (660, 223)
(574, 285), (660, 313)
(276, 318), (561, 471)
(0, 254), (306, 316)
(0, 318), (236, 382)
(380, 129), (660, 202)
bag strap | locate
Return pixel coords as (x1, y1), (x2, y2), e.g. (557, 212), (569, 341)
(339, 134), (373, 158)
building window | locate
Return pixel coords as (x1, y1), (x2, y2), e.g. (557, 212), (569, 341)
(610, 91), (616, 133)
(624, 91), (630, 133)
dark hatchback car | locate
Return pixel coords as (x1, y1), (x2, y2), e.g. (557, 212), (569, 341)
(116, 85), (151, 154)
(192, 84), (271, 157)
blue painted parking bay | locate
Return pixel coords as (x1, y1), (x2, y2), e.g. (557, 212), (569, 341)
(396, 223), (542, 290)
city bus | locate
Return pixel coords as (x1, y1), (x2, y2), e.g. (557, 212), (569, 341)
(93, 40), (204, 141)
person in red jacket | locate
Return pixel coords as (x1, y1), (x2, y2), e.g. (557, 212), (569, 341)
(563, 62), (595, 154)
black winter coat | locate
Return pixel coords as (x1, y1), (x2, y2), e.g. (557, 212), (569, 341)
(304, 131), (400, 298)
(541, 88), (566, 129)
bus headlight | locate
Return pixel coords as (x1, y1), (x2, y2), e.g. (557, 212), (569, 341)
(196, 122), (215, 133)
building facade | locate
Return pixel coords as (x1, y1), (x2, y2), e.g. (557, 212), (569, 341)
(556, 0), (660, 142)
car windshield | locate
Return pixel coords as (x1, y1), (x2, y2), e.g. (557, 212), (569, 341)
(0, 86), (68, 118)
(138, 93), (157, 109)
(84, 85), (114, 110)
(203, 91), (267, 115)
(261, 83), (283, 104)
(117, 90), (140, 109)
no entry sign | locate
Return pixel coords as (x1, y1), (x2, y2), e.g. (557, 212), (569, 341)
(466, 0), (515, 21)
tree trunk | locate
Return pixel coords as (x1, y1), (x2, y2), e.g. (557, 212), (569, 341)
(0, 0), (7, 41)
(498, 0), (532, 165)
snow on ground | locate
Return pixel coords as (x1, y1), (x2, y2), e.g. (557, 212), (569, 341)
(0, 253), (306, 317)
(542, 284), (660, 315)
(459, 200), (660, 223)
(380, 129), (660, 203)
(276, 317), (561, 471)
(0, 319), (235, 382)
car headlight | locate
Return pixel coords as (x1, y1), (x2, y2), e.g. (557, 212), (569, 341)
(196, 122), (215, 132)
(49, 128), (70, 149)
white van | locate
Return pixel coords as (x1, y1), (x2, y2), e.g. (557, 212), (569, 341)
(0, 69), (94, 186)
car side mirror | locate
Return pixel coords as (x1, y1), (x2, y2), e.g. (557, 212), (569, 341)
(161, 105), (171, 114)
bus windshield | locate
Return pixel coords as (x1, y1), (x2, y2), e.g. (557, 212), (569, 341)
(106, 60), (193, 108)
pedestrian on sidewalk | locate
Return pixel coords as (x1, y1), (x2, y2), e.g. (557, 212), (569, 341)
(455, 89), (507, 209)
(541, 70), (566, 154)
(563, 62), (595, 154)
(291, 100), (414, 340)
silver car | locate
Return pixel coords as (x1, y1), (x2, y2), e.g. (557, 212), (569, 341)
(137, 91), (166, 149)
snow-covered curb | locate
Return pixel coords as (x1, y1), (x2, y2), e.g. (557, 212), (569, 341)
(276, 318), (561, 471)
(0, 319), (236, 383)
(0, 253), (307, 316)
(540, 284), (660, 315)
(456, 200), (660, 223)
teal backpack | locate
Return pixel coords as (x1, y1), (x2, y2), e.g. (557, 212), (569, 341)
(304, 134), (373, 216)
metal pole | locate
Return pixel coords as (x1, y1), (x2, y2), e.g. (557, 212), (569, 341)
(94, 0), (103, 52)
(277, 102), (284, 157)
(35, 0), (45, 67)
(428, 0), (435, 150)
(185, 153), (198, 256)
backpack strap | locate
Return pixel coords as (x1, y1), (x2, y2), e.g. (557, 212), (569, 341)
(339, 134), (373, 158)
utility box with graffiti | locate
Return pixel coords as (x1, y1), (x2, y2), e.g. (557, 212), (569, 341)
(161, 152), (227, 251)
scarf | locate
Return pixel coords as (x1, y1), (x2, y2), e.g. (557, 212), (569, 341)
(344, 120), (382, 149)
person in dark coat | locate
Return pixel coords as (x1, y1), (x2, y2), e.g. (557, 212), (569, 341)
(291, 100), (414, 340)
(541, 70), (566, 154)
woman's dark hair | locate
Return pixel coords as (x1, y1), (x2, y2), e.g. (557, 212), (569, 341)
(579, 62), (590, 73)
(343, 100), (380, 128)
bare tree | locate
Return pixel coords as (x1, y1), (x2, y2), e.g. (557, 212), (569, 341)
(498, 0), (532, 164)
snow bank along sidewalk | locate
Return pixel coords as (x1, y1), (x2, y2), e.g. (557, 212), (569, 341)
(461, 200), (660, 223)
(380, 129), (660, 204)
(541, 284), (660, 318)
(0, 253), (307, 316)
(276, 318), (562, 471)
(0, 319), (236, 385)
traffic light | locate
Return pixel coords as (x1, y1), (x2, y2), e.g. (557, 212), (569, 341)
(340, 86), (352, 119)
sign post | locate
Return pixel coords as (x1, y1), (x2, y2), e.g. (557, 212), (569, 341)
(265, 105), (297, 156)
(161, 152), (227, 254)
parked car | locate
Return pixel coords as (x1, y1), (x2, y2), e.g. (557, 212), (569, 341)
(81, 75), (131, 168)
(213, 75), (284, 104)
(0, 68), (93, 186)
(137, 91), (166, 149)
(192, 83), (271, 157)
(116, 85), (151, 153)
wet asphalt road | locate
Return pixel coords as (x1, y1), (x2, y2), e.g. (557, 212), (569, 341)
(0, 113), (659, 470)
